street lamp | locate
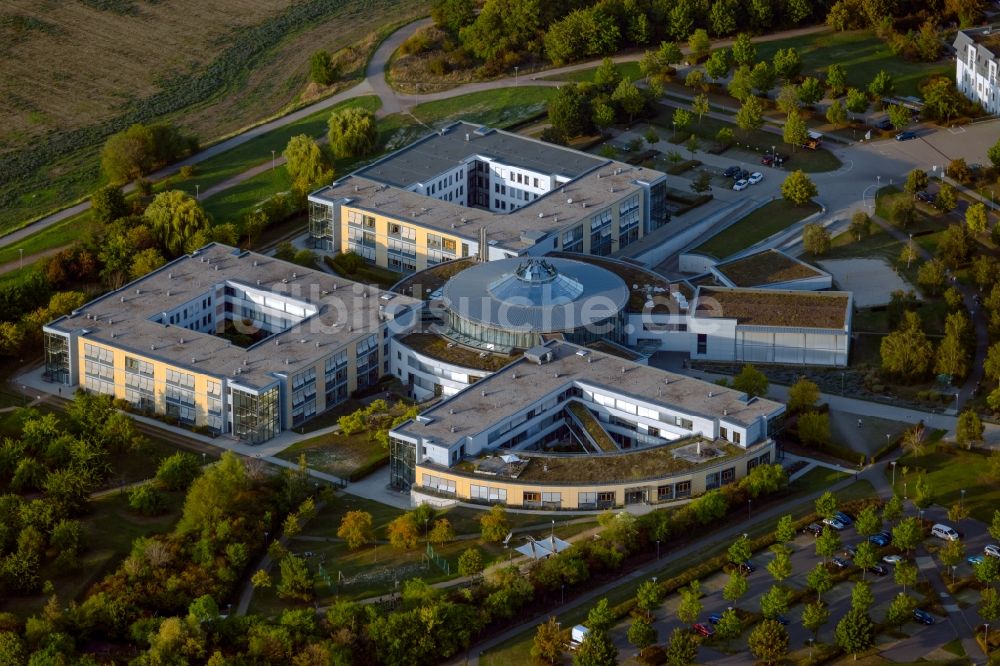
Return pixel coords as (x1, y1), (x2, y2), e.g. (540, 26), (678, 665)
(890, 461), (897, 488)
(264, 531), (269, 547)
(656, 539), (660, 560)
(807, 638), (814, 660)
(885, 433), (890, 449)
(748, 499), (752, 520)
(271, 150), (276, 171)
(961, 488), (966, 509)
(202, 452), (206, 465)
(514, 66), (519, 87)
(986, 623), (991, 655)
(551, 519), (555, 541)
(424, 518), (429, 541)
(195, 184), (200, 200)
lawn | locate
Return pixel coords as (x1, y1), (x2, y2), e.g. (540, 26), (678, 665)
(893, 447), (999, 523)
(275, 429), (388, 481)
(410, 86), (557, 128)
(788, 466), (849, 493)
(752, 29), (953, 99)
(692, 199), (821, 259)
(541, 61), (643, 83)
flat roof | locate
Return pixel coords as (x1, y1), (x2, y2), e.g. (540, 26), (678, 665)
(358, 122), (605, 188)
(715, 250), (828, 288)
(957, 26), (1000, 57)
(310, 162), (661, 254)
(394, 340), (783, 449)
(549, 252), (691, 312)
(693, 286), (851, 330)
(45, 244), (421, 389)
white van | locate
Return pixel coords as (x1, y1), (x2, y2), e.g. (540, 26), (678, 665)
(931, 524), (959, 541)
(570, 625), (589, 650)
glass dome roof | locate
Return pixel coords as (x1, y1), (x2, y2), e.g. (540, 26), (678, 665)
(489, 259), (584, 305)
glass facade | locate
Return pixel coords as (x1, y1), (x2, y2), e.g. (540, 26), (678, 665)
(589, 209), (613, 256)
(232, 385), (280, 444)
(43, 332), (70, 385)
(618, 195), (640, 248)
(347, 210), (376, 262)
(309, 201), (335, 247)
(165, 368), (196, 424)
(646, 179), (670, 233)
(445, 309), (626, 350)
(324, 351), (349, 408)
(389, 436), (416, 489)
(207, 380), (223, 433)
(291, 367), (317, 427)
(124, 356), (155, 412)
(356, 335), (379, 391)
(83, 344), (115, 396)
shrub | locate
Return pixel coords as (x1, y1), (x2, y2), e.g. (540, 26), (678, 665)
(128, 483), (167, 516)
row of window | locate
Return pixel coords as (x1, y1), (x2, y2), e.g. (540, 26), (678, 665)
(347, 211), (376, 228)
(166, 368), (195, 389)
(84, 344), (113, 364)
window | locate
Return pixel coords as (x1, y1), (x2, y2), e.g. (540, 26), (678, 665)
(471, 485), (507, 503)
(674, 416), (693, 430)
(721, 467), (736, 485)
(706, 472), (720, 490)
(657, 484), (673, 501)
(541, 492), (561, 504)
(523, 491), (540, 504)
(720, 426), (728, 441)
(578, 491), (597, 507)
(697, 333), (707, 354)
(733, 431), (742, 445)
(597, 491), (615, 506)
(422, 474), (456, 494)
(675, 481), (691, 498)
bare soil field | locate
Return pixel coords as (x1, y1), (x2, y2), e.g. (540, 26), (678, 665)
(0, 0), (428, 232)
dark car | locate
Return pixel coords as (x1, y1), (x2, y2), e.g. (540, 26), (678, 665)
(709, 613), (724, 624)
(739, 560), (756, 574)
(895, 131), (917, 141)
(692, 623), (715, 637)
(913, 609), (935, 625)
(916, 190), (936, 205)
(844, 545), (857, 558)
(869, 534), (889, 547)
(876, 117), (893, 130)
(760, 153), (786, 167)
(868, 564), (889, 576)
(834, 511), (854, 526)
(805, 523), (823, 537)
(723, 166), (742, 178)
(832, 556), (851, 569)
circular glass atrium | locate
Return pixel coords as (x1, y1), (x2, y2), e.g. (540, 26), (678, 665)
(440, 257), (629, 350)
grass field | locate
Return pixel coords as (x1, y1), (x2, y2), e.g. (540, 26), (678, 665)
(410, 86), (556, 128)
(894, 447), (999, 523)
(541, 61), (643, 83)
(693, 199), (821, 259)
(0, 0), (429, 233)
(276, 429), (387, 481)
(753, 29), (952, 99)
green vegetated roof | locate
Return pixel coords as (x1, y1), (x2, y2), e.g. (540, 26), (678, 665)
(401, 332), (518, 372)
(716, 250), (825, 288)
(549, 252), (691, 312)
(392, 258), (478, 298)
(695, 287), (850, 329)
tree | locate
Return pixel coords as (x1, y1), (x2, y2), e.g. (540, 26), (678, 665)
(723, 569), (748, 605)
(798, 411), (831, 448)
(887, 104), (910, 131)
(714, 607), (741, 641)
(688, 29), (710, 60)
(550, 84), (594, 138)
(92, 185), (128, 225)
(917, 258), (948, 296)
(691, 171), (712, 194)
(881, 311), (933, 379)
(851, 580), (875, 612)
(922, 77), (961, 123)
(846, 87), (868, 114)
(802, 601), (830, 639)
(748, 619), (788, 665)
(784, 109), (808, 149)
(705, 49), (730, 81)
(387, 514), (420, 550)
(532, 617), (563, 665)
(676, 580), (702, 624)
(728, 65), (753, 101)
(749, 61), (776, 94)
(989, 137), (1000, 169)
(732, 364), (768, 397)
(101, 123), (156, 183)
(628, 615), (657, 656)
(905, 169), (929, 195)
(430, 551), (472, 588)
(732, 33), (756, 67)
(936, 182), (958, 212)
(967, 202), (990, 234)
(883, 494), (904, 524)
(836, 607), (875, 659)
(428, 518), (454, 545)
(736, 95), (764, 133)
(636, 580), (663, 618)
(956, 409), (984, 448)
(891, 517), (922, 554)
(768, 545), (793, 582)
(664, 627), (699, 666)
(776, 85), (800, 114)
(781, 170), (817, 205)
(327, 107), (378, 159)
(816, 526), (842, 562)
(977, 554), (1000, 585)
(868, 69), (894, 99)
(277, 554), (313, 601)
(284, 135), (331, 194)
(939, 538), (965, 580)
(251, 569), (272, 589)
(936, 311), (971, 379)
(708, 0), (737, 36)
(309, 50), (337, 85)
(803, 223), (831, 256)
(991, 510), (1000, 542)
(776, 515), (796, 545)
(611, 80), (644, 122)
(773, 48), (802, 81)
(672, 108), (692, 135)
(480, 504), (510, 542)
(980, 587), (1000, 625)
(587, 598), (614, 633)
(155, 452), (202, 491)
(432, 0), (474, 35)
(826, 98), (848, 126)
(855, 505), (881, 537)
(886, 592), (916, 626)
(854, 541), (877, 579)
(728, 534), (752, 564)
(128, 482), (167, 516)
(816, 490), (837, 519)
(824, 64), (847, 96)
(143, 190), (210, 257)
(691, 93), (709, 124)
(337, 510), (374, 550)
(741, 463), (788, 498)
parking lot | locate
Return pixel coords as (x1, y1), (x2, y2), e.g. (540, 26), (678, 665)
(605, 500), (993, 663)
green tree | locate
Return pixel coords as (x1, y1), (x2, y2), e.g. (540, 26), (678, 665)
(712, 606), (740, 641)
(788, 378), (820, 412)
(688, 29), (710, 59)
(881, 311), (933, 379)
(691, 171), (712, 194)
(887, 104), (910, 131)
(708, 0), (737, 36)
(803, 223), (832, 256)
(431, 0), (475, 35)
(532, 616), (564, 665)
(855, 541), (877, 579)
(595, 59), (623, 91)
(816, 491), (837, 519)
(768, 545), (793, 582)
(868, 69), (894, 99)
(826, 98), (848, 126)
(799, 77), (824, 105)
(816, 526), (842, 562)
(672, 108), (693, 135)
(777, 84), (800, 114)
(705, 49), (730, 81)
(883, 494), (904, 524)
(905, 169), (929, 194)
(92, 185), (128, 224)
(277, 554), (313, 601)
(428, 518), (454, 545)
(781, 170), (818, 205)
(977, 553), (1000, 585)
(636, 579), (664, 618)
(939, 538), (965, 581)
(676, 580), (703, 624)
(836, 607), (875, 659)
(846, 87), (869, 113)
(732, 364), (768, 397)
(956, 409), (984, 448)
(611, 79), (644, 122)
(855, 505), (881, 537)
(283, 134), (331, 194)
(309, 50), (337, 85)
(772, 47), (802, 81)
(851, 580), (875, 612)
(691, 93), (710, 124)
(886, 592), (916, 626)
(827, 63), (848, 95)
(458, 547), (485, 576)
(327, 107), (378, 159)
(549, 84), (593, 138)
(736, 95), (764, 133)
(891, 517), (922, 554)
(748, 619), (788, 665)
(101, 123), (156, 184)
(979, 587), (1000, 625)
(936, 311), (971, 379)
(936, 182), (958, 212)
(967, 202), (990, 234)
(628, 615), (657, 656)
(143, 190), (210, 257)
(802, 601), (830, 639)
(732, 33), (756, 66)
(775, 515), (796, 545)
(784, 108), (808, 149)
(798, 411), (831, 448)
(480, 504), (510, 542)
(723, 569), (748, 605)
(251, 569), (272, 589)
(728, 534), (752, 564)
(917, 258), (947, 296)
(664, 627), (699, 666)
(337, 510), (374, 550)
(760, 584), (790, 620)
(128, 482), (166, 516)
(749, 61), (776, 94)
(728, 65), (753, 101)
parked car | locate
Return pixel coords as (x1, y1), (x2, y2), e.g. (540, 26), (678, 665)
(969, 554), (985, 566)
(844, 545), (857, 558)
(823, 517), (847, 531)
(931, 523), (960, 541)
(985, 545), (1000, 558)
(883, 554), (904, 565)
(747, 172), (764, 185)
(760, 152), (787, 167)
(868, 564), (889, 576)
(733, 179), (749, 191)
(875, 117), (893, 130)
(869, 534), (889, 547)
(805, 523), (823, 537)
(708, 613), (724, 625)
(738, 560), (756, 574)
(723, 166), (742, 178)
(774, 615), (789, 625)
(834, 511), (854, 526)
(692, 623), (715, 637)
(916, 190), (935, 205)
(913, 609), (935, 625)
(895, 131), (917, 141)
(832, 556), (851, 569)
